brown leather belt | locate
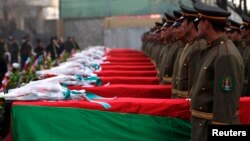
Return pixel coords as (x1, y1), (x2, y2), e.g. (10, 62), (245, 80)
(191, 109), (239, 120)
(162, 76), (172, 83)
(191, 109), (213, 120)
(178, 90), (189, 98)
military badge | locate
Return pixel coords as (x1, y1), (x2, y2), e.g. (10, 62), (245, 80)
(219, 77), (235, 93)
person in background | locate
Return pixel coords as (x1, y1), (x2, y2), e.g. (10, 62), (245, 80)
(64, 36), (75, 54)
(0, 36), (7, 87)
(34, 38), (45, 58)
(20, 36), (32, 70)
(46, 35), (59, 61)
(57, 37), (65, 57)
(7, 36), (19, 64)
(226, 19), (244, 56)
(241, 15), (250, 96)
(72, 36), (80, 51)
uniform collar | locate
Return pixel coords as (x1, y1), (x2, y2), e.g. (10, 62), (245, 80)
(207, 35), (228, 48)
(185, 36), (199, 45)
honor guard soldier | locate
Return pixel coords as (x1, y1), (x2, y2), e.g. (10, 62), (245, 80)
(150, 22), (163, 66)
(158, 13), (175, 82)
(190, 2), (244, 141)
(172, 4), (207, 98)
(146, 22), (161, 61)
(226, 19), (244, 56)
(240, 15), (250, 96)
(155, 18), (168, 69)
(160, 10), (184, 84)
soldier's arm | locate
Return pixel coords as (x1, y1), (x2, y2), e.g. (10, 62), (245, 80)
(213, 54), (242, 124)
(244, 57), (250, 96)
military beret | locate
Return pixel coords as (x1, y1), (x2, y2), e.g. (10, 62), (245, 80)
(194, 2), (231, 22)
(241, 15), (250, 29)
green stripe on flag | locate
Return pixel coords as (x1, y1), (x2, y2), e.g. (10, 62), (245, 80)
(12, 105), (191, 141)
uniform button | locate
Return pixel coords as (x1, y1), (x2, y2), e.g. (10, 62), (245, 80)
(199, 123), (202, 127)
(203, 67), (207, 70)
(199, 107), (203, 110)
(184, 63), (187, 66)
(220, 41), (224, 44)
(201, 88), (206, 90)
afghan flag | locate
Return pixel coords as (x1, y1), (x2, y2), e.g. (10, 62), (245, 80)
(11, 97), (250, 141)
(11, 98), (191, 141)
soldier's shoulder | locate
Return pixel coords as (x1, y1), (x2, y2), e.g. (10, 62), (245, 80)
(197, 39), (207, 48)
(192, 39), (207, 50)
(218, 39), (235, 52)
(225, 39), (235, 47)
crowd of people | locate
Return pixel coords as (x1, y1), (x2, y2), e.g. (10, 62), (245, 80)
(141, 2), (248, 141)
(0, 35), (80, 89)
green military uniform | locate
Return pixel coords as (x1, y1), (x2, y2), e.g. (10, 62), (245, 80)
(234, 41), (245, 57)
(148, 22), (162, 64)
(157, 13), (175, 71)
(226, 19), (245, 57)
(158, 42), (170, 70)
(240, 15), (250, 96)
(191, 2), (244, 141)
(174, 39), (206, 98)
(145, 41), (153, 57)
(171, 46), (184, 96)
(160, 40), (183, 84)
(172, 4), (208, 98)
(155, 44), (164, 68)
(160, 10), (184, 84)
(242, 41), (250, 96)
(151, 42), (161, 66)
(158, 43), (171, 81)
(191, 36), (243, 141)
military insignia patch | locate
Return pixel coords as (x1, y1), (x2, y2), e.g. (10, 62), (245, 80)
(219, 77), (235, 93)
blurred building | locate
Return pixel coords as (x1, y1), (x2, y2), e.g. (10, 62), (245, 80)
(0, 0), (59, 42)
(59, 0), (192, 50)
(0, 0), (246, 49)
